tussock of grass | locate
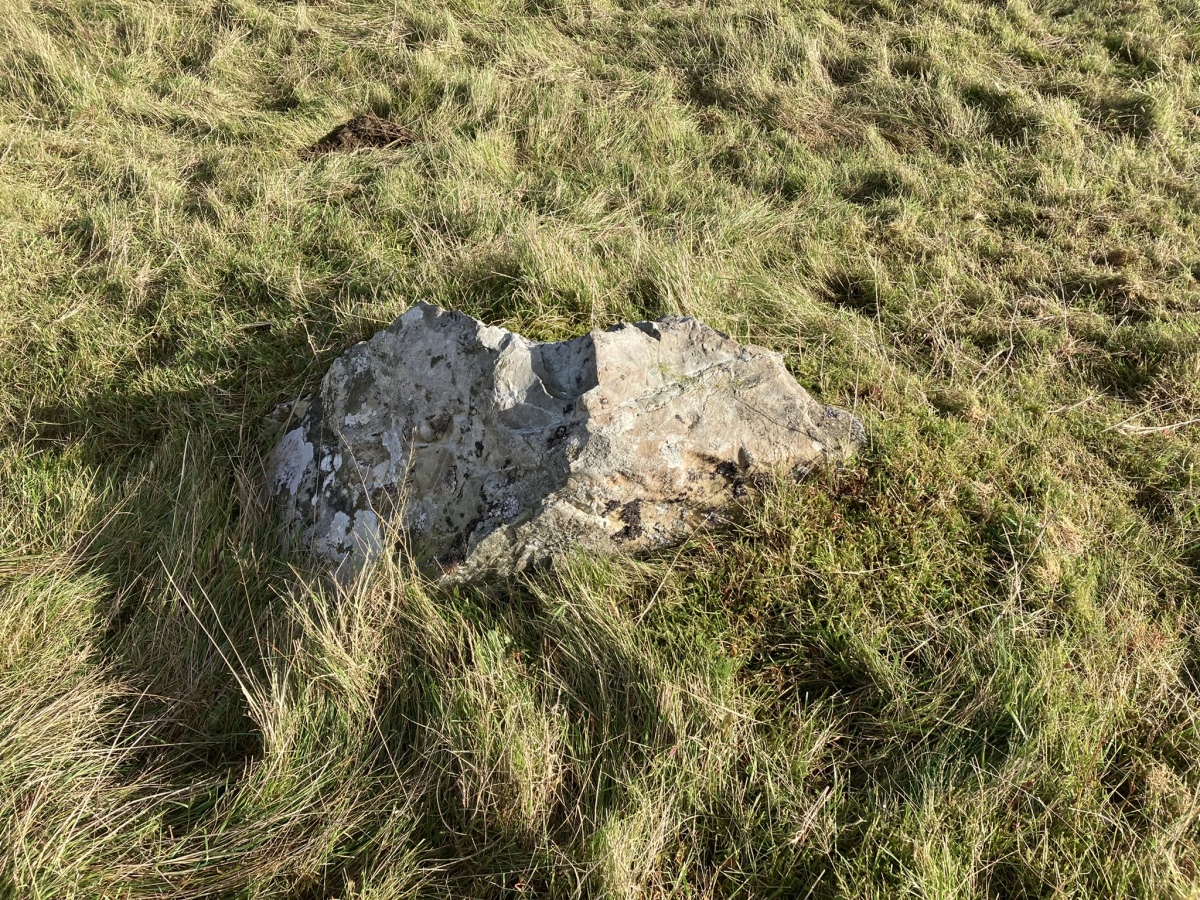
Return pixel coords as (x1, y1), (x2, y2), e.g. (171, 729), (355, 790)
(2, 0), (1200, 896)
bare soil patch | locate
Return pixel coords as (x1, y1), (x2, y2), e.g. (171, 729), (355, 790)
(303, 114), (419, 156)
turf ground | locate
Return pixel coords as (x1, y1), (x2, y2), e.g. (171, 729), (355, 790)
(2, 0), (1200, 896)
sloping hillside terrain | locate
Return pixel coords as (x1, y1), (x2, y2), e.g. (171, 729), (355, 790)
(1, 0), (1199, 896)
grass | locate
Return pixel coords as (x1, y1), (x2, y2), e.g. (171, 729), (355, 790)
(1, 0), (1200, 895)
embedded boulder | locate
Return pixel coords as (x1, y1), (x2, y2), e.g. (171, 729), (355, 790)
(268, 303), (864, 580)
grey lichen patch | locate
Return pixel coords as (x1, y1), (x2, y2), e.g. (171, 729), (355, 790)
(273, 427), (314, 496)
(267, 302), (865, 581)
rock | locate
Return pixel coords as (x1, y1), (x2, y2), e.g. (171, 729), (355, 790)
(267, 303), (864, 580)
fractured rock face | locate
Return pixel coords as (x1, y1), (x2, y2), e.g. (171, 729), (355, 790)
(268, 303), (864, 580)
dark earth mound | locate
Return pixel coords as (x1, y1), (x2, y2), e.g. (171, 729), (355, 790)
(303, 114), (419, 156)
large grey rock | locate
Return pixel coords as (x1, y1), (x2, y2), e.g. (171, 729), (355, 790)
(268, 303), (864, 580)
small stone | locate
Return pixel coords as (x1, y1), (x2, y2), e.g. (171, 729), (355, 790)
(266, 303), (865, 581)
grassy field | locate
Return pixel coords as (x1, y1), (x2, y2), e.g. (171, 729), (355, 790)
(2, 0), (1200, 896)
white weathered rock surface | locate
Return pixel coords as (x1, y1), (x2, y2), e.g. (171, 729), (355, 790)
(268, 303), (864, 580)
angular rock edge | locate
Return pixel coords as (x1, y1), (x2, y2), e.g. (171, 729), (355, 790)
(267, 303), (865, 581)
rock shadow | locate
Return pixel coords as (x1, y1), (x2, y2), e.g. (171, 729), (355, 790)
(17, 320), (321, 777)
(356, 571), (683, 896)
